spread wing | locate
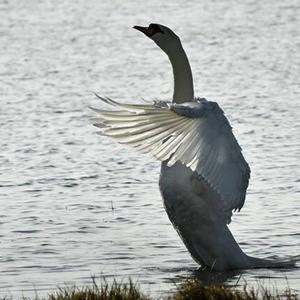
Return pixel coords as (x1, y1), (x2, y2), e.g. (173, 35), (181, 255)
(91, 94), (250, 212)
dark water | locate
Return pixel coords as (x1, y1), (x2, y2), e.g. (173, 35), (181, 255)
(0, 0), (299, 298)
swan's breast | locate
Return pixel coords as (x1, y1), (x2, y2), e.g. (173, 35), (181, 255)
(159, 162), (209, 218)
(159, 161), (228, 225)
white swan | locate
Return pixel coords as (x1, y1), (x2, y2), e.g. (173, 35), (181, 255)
(91, 24), (298, 271)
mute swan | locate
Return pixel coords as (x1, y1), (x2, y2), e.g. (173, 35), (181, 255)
(91, 24), (298, 271)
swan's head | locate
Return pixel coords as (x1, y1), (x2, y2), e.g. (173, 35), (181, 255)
(133, 23), (181, 54)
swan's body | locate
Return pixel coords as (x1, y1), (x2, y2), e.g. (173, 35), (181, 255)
(91, 24), (298, 270)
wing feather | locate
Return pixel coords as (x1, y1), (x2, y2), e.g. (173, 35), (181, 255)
(151, 120), (193, 159)
(91, 95), (250, 213)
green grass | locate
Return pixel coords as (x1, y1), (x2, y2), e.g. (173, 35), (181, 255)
(170, 279), (298, 300)
(18, 278), (298, 300)
(47, 279), (148, 300)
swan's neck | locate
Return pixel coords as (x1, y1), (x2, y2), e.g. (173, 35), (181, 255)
(167, 44), (194, 103)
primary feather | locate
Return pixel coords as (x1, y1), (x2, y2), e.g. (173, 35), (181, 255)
(91, 94), (250, 213)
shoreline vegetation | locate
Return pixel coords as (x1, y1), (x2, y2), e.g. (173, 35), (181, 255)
(17, 278), (298, 300)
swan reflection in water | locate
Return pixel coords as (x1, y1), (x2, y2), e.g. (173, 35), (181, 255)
(91, 24), (299, 271)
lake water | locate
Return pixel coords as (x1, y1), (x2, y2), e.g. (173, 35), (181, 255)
(0, 0), (299, 298)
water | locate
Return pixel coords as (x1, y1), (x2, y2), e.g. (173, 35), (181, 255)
(0, 0), (299, 298)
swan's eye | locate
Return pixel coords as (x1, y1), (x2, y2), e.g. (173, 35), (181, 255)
(148, 24), (164, 36)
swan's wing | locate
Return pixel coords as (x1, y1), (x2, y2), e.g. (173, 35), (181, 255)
(170, 100), (250, 212)
(91, 95), (250, 212)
